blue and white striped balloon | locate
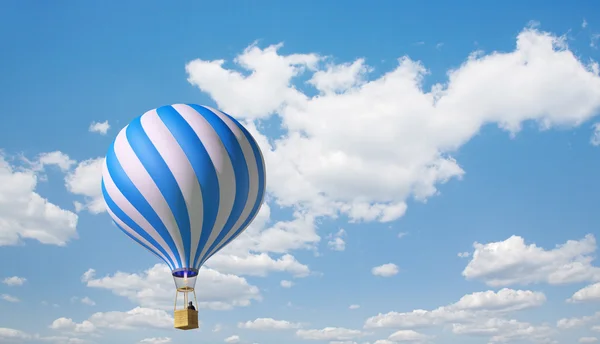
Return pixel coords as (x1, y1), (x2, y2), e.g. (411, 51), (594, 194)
(101, 104), (266, 275)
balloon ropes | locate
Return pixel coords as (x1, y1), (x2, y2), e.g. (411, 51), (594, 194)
(101, 104), (266, 330)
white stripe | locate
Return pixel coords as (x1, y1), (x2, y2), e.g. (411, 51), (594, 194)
(113, 122), (186, 268)
(141, 110), (202, 268)
(103, 159), (179, 268)
(201, 107), (262, 263)
(171, 104), (237, 268)
(106, 204), (174, 271)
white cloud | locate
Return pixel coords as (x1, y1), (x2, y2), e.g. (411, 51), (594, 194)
(327, 229), (347, 251)
(557, 312), (600, 329)
(592, 34), (600, 49)
(34, 151), (76, 172)
(88, 121), (110, 135)
(1, 294), (20, 303)
(388, 329), (432, 342)
(82, 264), (261, 311)
(593, 325), (600, 332)
(51, 307), (173, 332)
(457, 252), (470, 258)
(215, 203), (321, 256)
(206, 252), (310, 277)
(186, 42), (320, 120)
(591, 123), (600, 146)
(308, 59), (372, 95)
(296, 327), (365, 341)
(80, 297), (95, 306)
(49, 317), (96, 333)
(0, 154), (78, 246)
(568, 282), (600, 302)
(0, 328), (30, 340)
(581, 338), (599, 343)
(139, 337), (172, 344)
(372, 263), (399, 277)
(225, 335), (240, 343)
(64, 157), (105, 214)
(452, 288), (546, 312)
(280, 280), (293, 288)
(397, 232), (408, 239)
(38, 335), (88, 344)
(349, 304), (360, 310)
(365, 288), (546, 329)
(2, 276), (26, 286)
(463, 234), (600, 286)
(186, 27), (600, 228)
(452, 318), (555, 343)
(583, 19), (588, 28)
(238, 318), (302, 330)
(42, 301), (60, 308)
(91, 307), (173, 330)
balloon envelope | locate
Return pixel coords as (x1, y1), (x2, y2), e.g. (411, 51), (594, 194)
(101, 104), (266, 279)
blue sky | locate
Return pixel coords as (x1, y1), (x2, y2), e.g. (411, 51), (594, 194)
(2, 1), (600, 344)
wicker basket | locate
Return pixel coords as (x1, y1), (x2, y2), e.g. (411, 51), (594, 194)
(174, 309), (199, 330)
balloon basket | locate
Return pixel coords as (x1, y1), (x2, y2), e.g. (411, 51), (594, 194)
(174, 286), (199, 330)
(174, 309), (199, 330)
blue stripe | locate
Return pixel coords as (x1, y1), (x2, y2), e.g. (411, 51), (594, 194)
(101, 180), (176, 269)
(115, 222), (172, 270)
(105, 141), (183, 268)
(126, 115), (192, 268)
(156, 105), (220, 269)
(189, 105), (251, 268)
(201, 115), (266, 265)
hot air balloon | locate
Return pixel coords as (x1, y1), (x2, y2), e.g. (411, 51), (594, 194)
(101, 104), (266, 330)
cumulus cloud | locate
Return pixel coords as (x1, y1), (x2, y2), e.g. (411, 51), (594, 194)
(50, 307), (173, 333)
(81, 264), (261, 311)
(0, 327), (30, 341)
(327, 229), (347, 251)
(49, 317), (96, 333)
(372, 263), (399, 277)
(1, 294), (20, 303)
(206, 252), (310, 277)
(364, 288), (548, 343)
(186, 27), (600, 229)
(451, 318), (555, 343)
(139, 338), (171, 344)
(2, 276), (26, 286)
(0, 328), (87, 344)
(296, 327), (366, 341)
(238, 317), (302, 330)
(568, 282), (600, 303)
(388, 329), (433, 343)
(64, 157), (105, 214)
(224, 335), (240, 343)
(70, 296), (96, 306)
(463, 234), (600, 286)
(88, 121), (110, 135)
(280, 280), (293, 288)
(591, 123), (600, 146)
(452, 288), (546, 312)
(0, 153), (78, 246)
(33, 151), (76, 172)
(557, 312), (600, 329)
